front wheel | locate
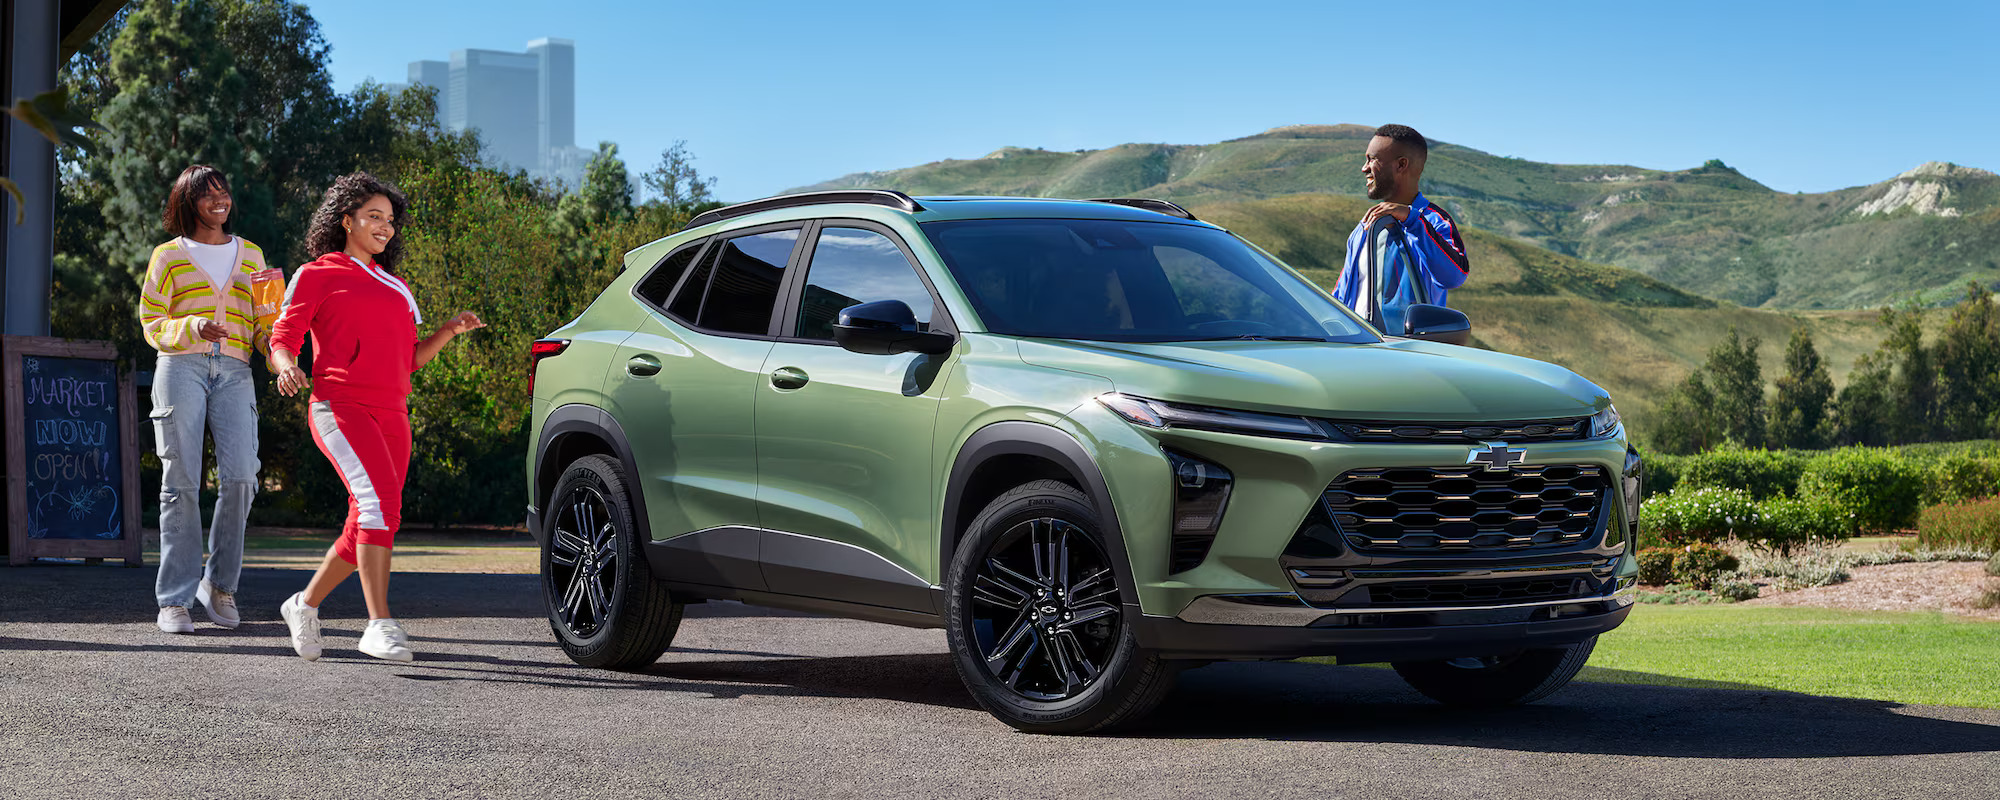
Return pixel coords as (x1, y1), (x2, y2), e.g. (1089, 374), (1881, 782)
(1391, 636), (1597, 707)
(542, 454), (681, 670)
(944, 480), (1178, 734)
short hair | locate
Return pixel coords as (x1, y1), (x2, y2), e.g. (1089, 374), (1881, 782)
(162, 165), (232, 239)
(1373, 124), (1429, 161)
(304, 172), (412, 271)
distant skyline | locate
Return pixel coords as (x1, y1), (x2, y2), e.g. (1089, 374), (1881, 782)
(310, 1), (2000, 203)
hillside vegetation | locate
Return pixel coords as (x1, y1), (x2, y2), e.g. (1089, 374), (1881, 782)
(794, 124), (2000, 309)
(1190, 195), (1888, 432)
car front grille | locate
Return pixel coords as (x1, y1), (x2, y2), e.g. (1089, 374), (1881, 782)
(1325, 418), (1587, 444)
(1323, 464), (1606, 553)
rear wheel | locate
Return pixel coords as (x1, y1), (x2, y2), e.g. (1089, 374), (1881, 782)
(543, 454), (681, 670)
(945, 479), (1178, 734)
(1391, 636), (1597, 707)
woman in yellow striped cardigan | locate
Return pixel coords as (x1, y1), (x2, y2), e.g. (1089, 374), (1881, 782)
(139, 165), (287, 634)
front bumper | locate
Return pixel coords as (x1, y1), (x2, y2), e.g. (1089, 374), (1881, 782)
(1134, 588), (1634, 662)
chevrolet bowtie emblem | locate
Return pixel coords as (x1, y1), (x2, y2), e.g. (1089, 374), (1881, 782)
(1467, 442), (1526, 471)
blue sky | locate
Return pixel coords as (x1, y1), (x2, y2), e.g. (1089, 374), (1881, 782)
(311, 1), (1999, 203)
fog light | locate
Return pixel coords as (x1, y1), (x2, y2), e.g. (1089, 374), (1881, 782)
(1164, 449), (1232, 574)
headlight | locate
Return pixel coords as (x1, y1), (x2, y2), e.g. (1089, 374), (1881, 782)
(1590, 404), (1623, 439)
(1097, 393), (1325, 440)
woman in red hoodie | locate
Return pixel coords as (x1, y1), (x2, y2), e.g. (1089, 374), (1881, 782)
(269, 172), (484, 662)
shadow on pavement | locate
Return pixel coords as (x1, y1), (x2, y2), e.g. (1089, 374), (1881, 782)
(1137, 660), (2000, 758)
(8, 565), (2000, 758)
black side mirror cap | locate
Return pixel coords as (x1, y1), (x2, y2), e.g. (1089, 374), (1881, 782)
(1403, 303), (1471, 346)
(832, 300), (955, 356)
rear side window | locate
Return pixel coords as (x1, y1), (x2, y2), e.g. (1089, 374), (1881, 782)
(636, 242), (705, 308)
(793, 227), (933, 340)
(694, 229), (799, 335)
(666, 244), (717, 321)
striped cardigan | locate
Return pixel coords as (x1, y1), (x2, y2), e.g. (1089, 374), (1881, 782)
(138, 237), (287, 363)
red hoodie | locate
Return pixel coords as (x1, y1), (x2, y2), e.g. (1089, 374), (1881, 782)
(270, 252), (424, 411)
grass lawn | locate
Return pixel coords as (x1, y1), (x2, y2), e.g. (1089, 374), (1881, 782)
(1579, 604), (2000, 709)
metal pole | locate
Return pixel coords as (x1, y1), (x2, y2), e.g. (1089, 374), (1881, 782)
(4, 0), (58, 336)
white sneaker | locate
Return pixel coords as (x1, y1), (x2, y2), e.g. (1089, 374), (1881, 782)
(156, 605), (195, 634)
(359, 618), (414, 662)
(196, 579), (241, 629)
(279, 592), (322, 661)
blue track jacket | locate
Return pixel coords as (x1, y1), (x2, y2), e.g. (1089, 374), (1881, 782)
(1331, 192), (1471, 323)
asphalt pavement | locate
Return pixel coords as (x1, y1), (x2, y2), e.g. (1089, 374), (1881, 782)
(3, 564), (1997, 799)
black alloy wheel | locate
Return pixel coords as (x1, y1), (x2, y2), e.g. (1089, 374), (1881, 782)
(548, 482), (617, 638)
(970, 517), (1122, 701)
(946, 479), (1178, 734)
(542, 454), (681, 670)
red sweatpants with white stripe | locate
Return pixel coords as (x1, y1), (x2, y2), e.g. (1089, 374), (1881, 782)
(307, 401), (411, 565)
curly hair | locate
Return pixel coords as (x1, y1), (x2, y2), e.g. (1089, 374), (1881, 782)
(162, 165), (232, 239)
(304, 172), (412, 271)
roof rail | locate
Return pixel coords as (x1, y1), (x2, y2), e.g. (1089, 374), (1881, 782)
(685, 190), (926, 230)
(1086, 197), (1197, 221)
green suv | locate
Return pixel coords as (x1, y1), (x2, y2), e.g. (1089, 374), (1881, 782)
(526, 191), (1642, 733)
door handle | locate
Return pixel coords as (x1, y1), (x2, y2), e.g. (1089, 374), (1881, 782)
(770, 366), (809, 390)
(626, 354), (661, 377)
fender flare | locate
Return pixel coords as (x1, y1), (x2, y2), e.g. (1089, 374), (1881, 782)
(939, 421), (1140, 603)
(532, 404), (650, 546)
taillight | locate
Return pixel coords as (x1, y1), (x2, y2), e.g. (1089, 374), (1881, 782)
(529, 338), (570, 394)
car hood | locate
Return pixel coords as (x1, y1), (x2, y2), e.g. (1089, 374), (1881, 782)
(1015, 337), (1609, 421)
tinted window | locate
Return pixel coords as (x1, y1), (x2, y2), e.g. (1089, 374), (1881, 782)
(794, 227), (933, 340)
(690, 229), (798, 335)
(666, 241), (717, 321)
(636, 241), (705, 308)
(922, 218), (1375, 343)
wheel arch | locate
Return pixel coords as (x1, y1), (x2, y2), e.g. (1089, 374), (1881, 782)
(533, 404), (651, 546)
(940, 421), (1139, 602)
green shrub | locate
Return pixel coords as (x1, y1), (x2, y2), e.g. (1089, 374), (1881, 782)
(1712, 580), (1761, 602)
(1642, 452), (1686, 498)
(1672, 543), (1740, 589)
(1798, 448), (1929, 532)
(1987, 552), (2000, 577)
(1636, 548), (1677, 585)
(1752, 494), (1858, 553)
(1640, 487), (1759, 545)
(1922, 455), (2000, 506)
(1916, 498), (2000, 551)
(1677, 446), (1806, 500)
(1978, 587), (2000, 611)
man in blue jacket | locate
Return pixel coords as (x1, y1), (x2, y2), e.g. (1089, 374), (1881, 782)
(1331, 124), (1470, 330)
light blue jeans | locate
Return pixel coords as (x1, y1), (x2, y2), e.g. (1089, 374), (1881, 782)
(152, 347), (260, 607)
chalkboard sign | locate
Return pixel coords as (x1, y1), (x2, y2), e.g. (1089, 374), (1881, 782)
(5, 336), (141, 566)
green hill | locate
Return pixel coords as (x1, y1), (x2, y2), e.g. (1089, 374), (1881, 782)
(793, 125), (2000, 309)
(1194, 195), (1888, 436)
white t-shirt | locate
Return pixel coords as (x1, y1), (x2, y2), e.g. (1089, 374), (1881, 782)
(180, 236), (240, 289)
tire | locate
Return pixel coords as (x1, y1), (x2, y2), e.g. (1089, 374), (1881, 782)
(944, 479), (1178, 734)
(1391, 635), (1597, 707)
(542, 454), (681, 670)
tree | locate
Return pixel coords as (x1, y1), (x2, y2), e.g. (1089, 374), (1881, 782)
(1932, 282), (2000, 440)
(1649, 371), (1721, 455)
(1769, 327), (1834, 449)
(1705, 327), (1766, 448)
(554, 141), (634, 235)
(639, 140), (716, 210)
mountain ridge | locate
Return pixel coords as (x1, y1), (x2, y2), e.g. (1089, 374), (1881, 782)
(791, 125), (1999, 309)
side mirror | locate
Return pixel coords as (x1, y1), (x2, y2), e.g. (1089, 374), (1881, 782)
(1403, 303), (1470, 346)
(833, 300), (955, 356)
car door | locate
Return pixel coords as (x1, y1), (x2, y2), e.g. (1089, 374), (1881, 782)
(608, 224), (804, 589)
(754, 221), (954, 609)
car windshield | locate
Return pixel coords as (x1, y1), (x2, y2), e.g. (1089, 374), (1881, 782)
(922, 218), (1377, 343)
